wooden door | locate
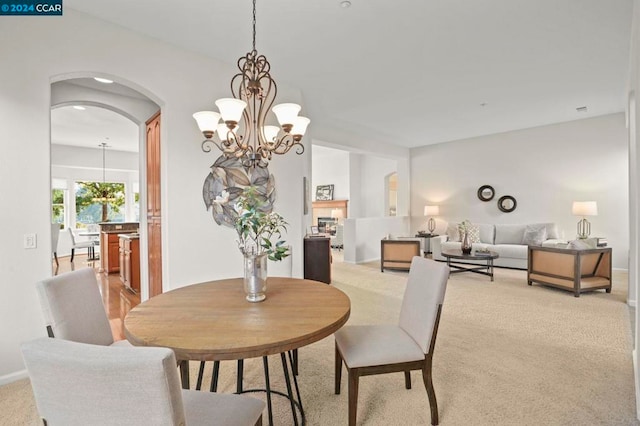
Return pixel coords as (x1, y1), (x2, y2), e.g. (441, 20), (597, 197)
(146, 111), (163, 297)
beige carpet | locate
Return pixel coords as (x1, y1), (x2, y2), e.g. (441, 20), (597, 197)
(1, 260), (637, 425)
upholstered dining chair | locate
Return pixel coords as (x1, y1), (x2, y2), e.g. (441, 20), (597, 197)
(35, 267), (128, 347)
(22, 337), (265, 426)
(68, 228), (95, 262)
(334, 256), (449, 426)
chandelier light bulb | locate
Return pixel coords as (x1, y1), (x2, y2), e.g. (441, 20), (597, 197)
(291, 116), (310, 136)
(272, 103), (302, 128)
(217, 123), (231, 141)
(263, 125), (280, 143)
(215, 98), (247, 124)
(193, 111), (221, 138)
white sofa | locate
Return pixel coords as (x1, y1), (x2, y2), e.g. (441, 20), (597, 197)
(431, 222), (566, 269)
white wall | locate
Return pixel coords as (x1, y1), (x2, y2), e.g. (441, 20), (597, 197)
(343, 216), (411, 263)
(0, 10), (307, 381)
(410, 113), (629, 270)
(358, 154), (398, 218)
(311, 145), (349, 201)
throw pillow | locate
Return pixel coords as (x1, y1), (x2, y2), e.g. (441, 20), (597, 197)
(446, 223), (460, 242)
(521, 225), (547, 246)
(462, 224), (481, 243)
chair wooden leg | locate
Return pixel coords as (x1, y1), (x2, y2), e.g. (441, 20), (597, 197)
(422, 366), (438, 425)
(70, 248), (75, 263)
(404, 370), (412, 389)
(348, 368), (360, 426)
(335, 343), (342, 395)
(53, 252), (59, 266)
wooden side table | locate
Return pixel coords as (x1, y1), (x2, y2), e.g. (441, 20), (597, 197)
(527, 246), (612, 297)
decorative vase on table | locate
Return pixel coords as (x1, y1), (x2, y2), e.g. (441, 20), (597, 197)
(461, 231), (472, 254)
(243, 253), (268, 303)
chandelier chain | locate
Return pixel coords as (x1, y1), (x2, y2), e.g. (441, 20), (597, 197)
(252, 0), (256, 52)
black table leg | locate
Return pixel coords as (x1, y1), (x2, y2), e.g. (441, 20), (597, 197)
(263, 356), (274, 426)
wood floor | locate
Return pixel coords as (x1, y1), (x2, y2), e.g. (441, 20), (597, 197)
(54, 253), (140, 341)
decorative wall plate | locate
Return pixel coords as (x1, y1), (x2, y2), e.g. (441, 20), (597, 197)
(498, 195), (517, 213)
(203, 155), (276, 227)
(477, 185), (495, 202)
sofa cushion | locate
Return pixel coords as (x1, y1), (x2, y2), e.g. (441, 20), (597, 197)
(492, 244), (528, 259)
(531, 222), (559, 239)
(495, 224), (526, 245)
(522, 225), (547, 246)
(477, 224), (495, 244)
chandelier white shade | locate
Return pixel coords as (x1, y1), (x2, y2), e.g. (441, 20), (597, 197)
(193, 0), (309, 168)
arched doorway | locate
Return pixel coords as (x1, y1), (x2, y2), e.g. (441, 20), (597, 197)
(50, 75), (162, 334)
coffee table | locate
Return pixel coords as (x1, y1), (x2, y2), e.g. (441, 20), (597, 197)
(441, 249), (499, 281)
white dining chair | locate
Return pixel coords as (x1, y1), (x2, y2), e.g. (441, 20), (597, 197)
(35, 267), (128, 347)
(334, 256), (450, 426)
(22, 337), (265, 426)
(67, 228), (96, 262)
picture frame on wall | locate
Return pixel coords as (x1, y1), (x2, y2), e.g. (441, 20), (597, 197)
(316, 184), (334, 201)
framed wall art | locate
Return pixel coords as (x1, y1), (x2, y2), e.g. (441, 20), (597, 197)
(316, 184), (334, 201)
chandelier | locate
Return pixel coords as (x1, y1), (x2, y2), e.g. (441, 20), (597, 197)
(193, 0), (310, 168)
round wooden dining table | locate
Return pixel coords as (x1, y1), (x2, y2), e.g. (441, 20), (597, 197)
(124, 277), (351, 425)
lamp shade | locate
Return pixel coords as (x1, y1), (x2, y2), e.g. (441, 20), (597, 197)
(193, 111), (221, 134)
(572, 201), (598, 216)
(272, 103), (301, 126)
(424, 205), (440, 216)
(215, 98), (247, 123)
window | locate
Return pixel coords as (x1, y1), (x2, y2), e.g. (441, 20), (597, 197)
(75, 181), (126, 227)
(51, 188), (65, 228)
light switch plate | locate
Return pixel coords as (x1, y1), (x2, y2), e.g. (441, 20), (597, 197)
(24, 233), (37, 249)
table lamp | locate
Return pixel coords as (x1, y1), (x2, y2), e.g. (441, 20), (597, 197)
(424, 205), (439, 234)
(572, 201), (597, 239)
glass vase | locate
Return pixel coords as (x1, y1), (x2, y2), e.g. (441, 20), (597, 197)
(461, 231), (472, 254)
(243, 253), (268, 302)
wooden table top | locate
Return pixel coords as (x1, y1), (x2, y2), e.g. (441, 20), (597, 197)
(124, 277), (351, 361)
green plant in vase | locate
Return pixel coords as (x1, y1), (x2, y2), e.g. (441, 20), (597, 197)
(234, 186), (289, 302)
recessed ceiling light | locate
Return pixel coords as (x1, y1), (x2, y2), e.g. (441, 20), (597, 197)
(73, 105), (86, 110)
(340, 0), (351, 8)
(94, 77), (113, 84)
(576, 106), (588, 112)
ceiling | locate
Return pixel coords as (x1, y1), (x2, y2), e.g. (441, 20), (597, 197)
(64, 0), (633, 149)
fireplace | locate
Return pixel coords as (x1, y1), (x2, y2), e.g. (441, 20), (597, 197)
(317, 217), (337, 235)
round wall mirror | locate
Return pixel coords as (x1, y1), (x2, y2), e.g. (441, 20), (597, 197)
(498, 195), (517, 213)
(477, 185), (495, 202)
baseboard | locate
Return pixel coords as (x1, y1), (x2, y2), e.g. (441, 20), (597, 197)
(634, 349), (640, 420)
(0, 369), (28, 386)
(356, 257), (380, 264)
